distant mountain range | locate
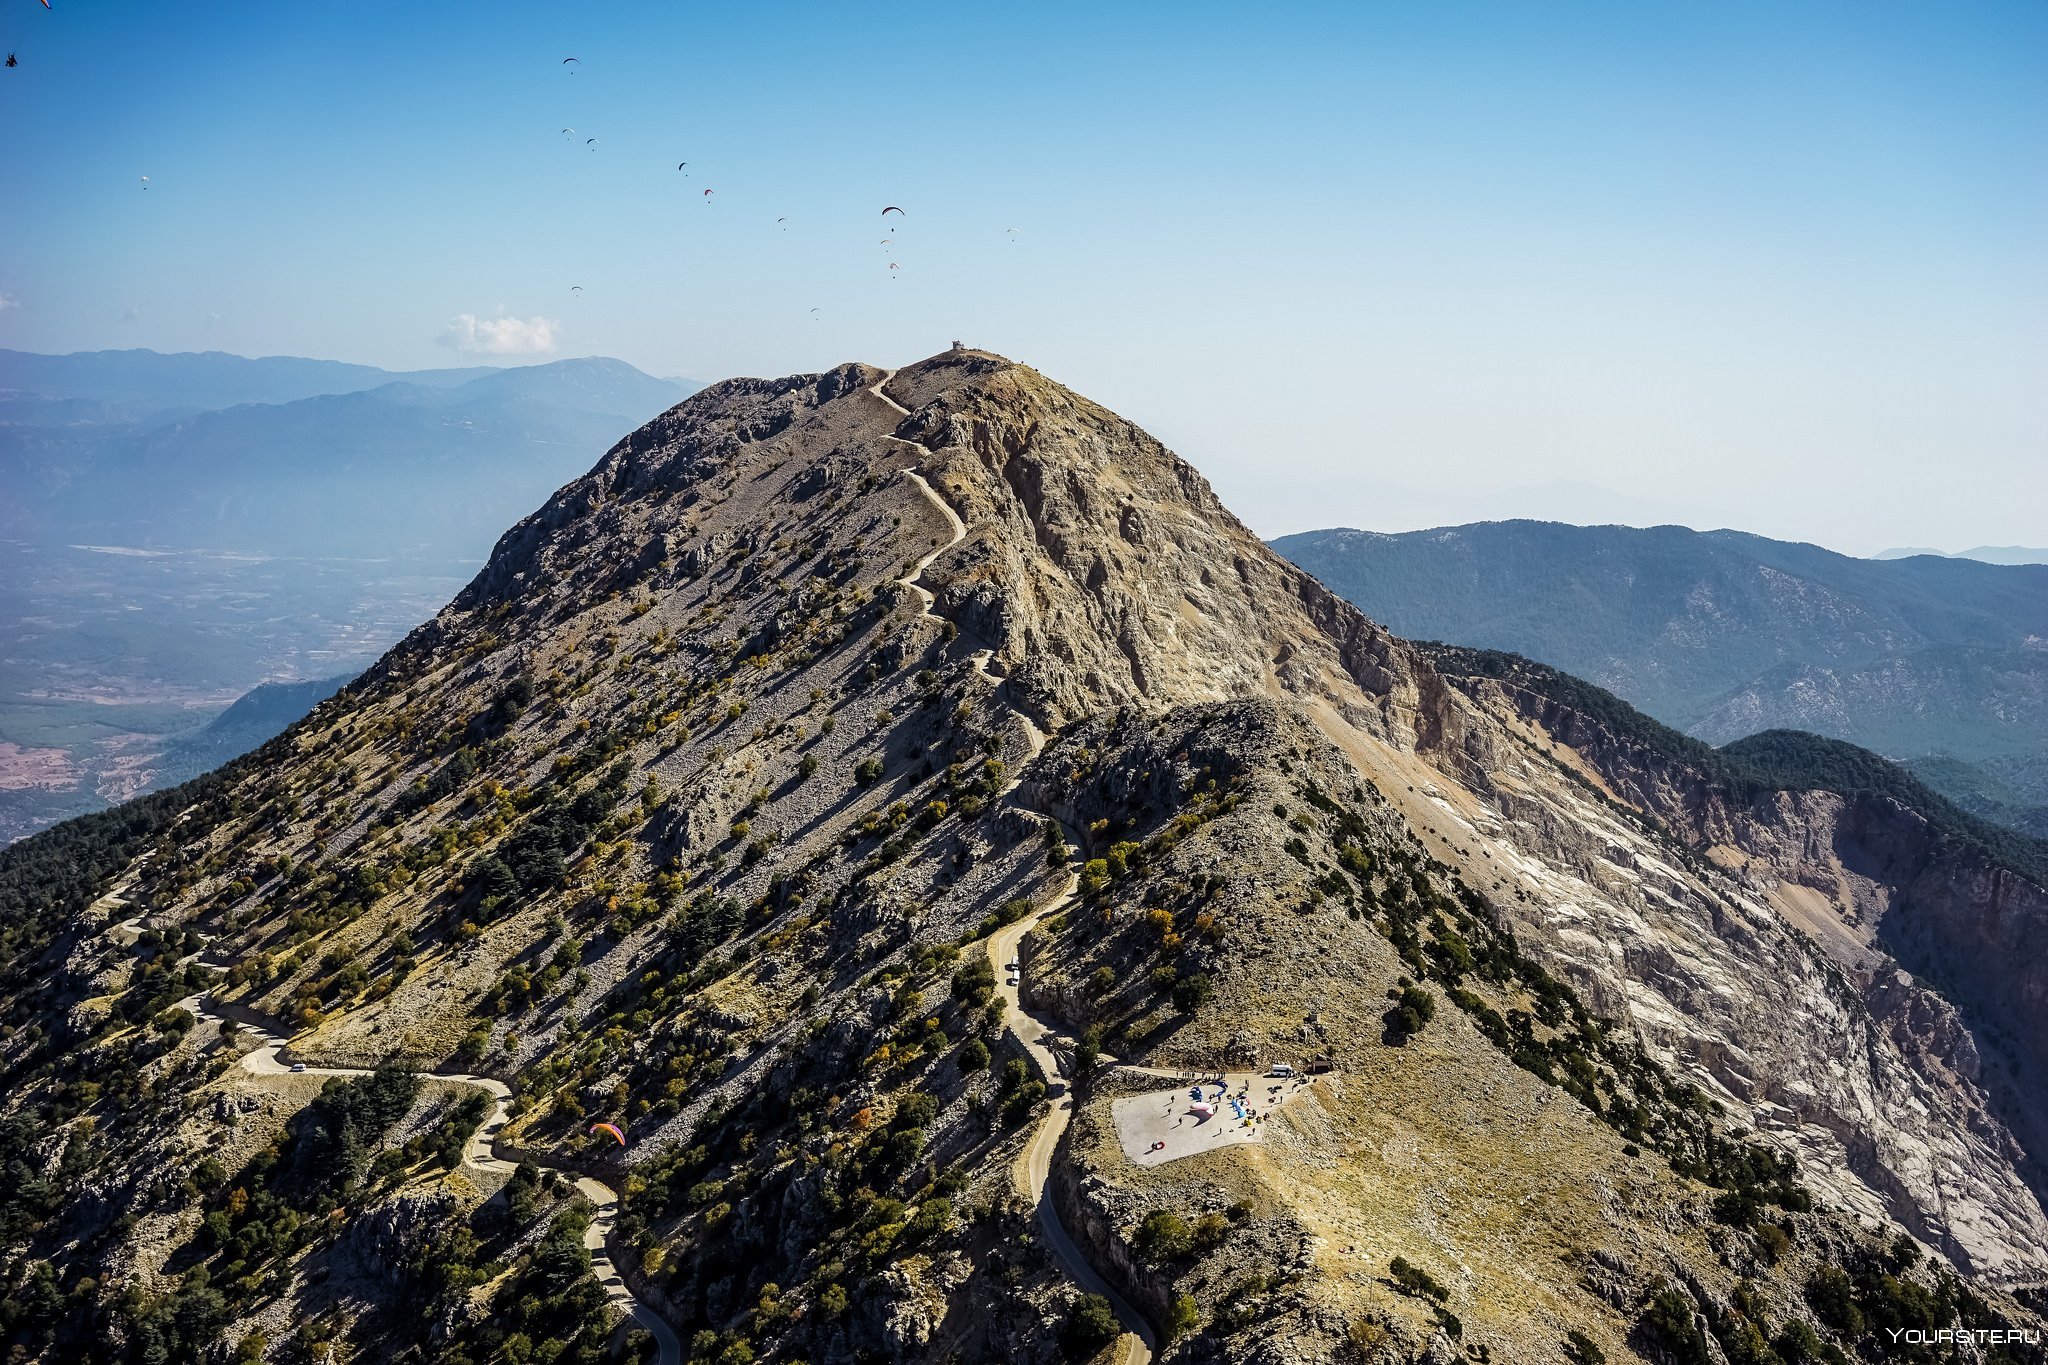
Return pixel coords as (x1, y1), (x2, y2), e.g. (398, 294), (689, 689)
(1876, 545), (2048, 566)
(0, 347), (504, 417)
(0, 347), (698, 843)
(1273, 521), (2048, 835)
(0, 347), (696, 556)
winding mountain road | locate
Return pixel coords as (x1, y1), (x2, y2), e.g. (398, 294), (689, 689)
(878, 370), (1157, 1364)
(100, 371), (1136, 1365)
(164, 984), (682, 1365)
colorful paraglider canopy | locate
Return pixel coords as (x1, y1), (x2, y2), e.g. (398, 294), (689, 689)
(589, 1121), (626, 1146)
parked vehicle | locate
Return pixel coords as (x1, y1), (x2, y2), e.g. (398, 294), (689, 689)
(1267, 1063), (1295, 1078)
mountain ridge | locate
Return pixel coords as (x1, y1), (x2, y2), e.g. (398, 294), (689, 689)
(1878, 546), (2048, 566)
(1271, 519), (2048, 838)
(0, 346), (502, 414)
(1, 350), (699, 553)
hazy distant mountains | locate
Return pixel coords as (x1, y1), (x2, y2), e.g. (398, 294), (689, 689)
(0, 348), (695, 556)
(1876, 545), (2048, 566)
(0, 347), (501, 417)
(0, 347), (697, 843)
(1274, 521), (2048, 835)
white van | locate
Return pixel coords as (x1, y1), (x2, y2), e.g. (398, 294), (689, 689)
(1266, 1063), (1294, 1078)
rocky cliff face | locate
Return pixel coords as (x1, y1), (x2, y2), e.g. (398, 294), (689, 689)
(1424, 661), (2048, 1283)
(4, 350), (2042, 1365)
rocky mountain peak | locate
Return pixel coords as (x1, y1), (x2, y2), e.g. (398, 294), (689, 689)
(3, 351), (2042, 1364)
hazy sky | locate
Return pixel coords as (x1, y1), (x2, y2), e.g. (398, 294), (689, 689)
(2, 1), (2042, 554)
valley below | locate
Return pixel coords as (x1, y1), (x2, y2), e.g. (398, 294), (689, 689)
(0, 540), (470, 843)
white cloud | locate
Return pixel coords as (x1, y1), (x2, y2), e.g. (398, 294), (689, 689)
(440, 313), (559, 355)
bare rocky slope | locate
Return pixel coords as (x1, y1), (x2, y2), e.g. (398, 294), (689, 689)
(0, 350), (2041, 1365)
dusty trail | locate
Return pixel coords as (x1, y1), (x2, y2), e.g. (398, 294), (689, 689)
(879, 370), (1157, 1364)
(102, 369), (1136, 1365)
(159, 984), (682, 1365)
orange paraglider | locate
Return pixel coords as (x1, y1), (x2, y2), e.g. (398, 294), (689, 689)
(589, 1122), (626, 1147)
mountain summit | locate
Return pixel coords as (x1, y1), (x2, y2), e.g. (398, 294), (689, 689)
(2, 351), (2041, 1364)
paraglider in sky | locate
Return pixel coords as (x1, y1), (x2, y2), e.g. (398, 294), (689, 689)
(139, 176), (149, 190)
(703, 188), (714, 197)
(570, 285), (583, 294)
(677, 162), (687, 171)
(5, 53), (16, 69)
(881, 206), (904, 217)
(562, 56), (580, 68)
(589, 1122), (626, 1147)
(562, 127), (575, 139)
(586, 138), (598, 148)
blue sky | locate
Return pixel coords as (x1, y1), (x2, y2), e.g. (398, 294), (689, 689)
(2, 0), (2042, 552)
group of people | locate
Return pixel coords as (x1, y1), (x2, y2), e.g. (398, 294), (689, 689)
(1181, 1078), (1278, 1130)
